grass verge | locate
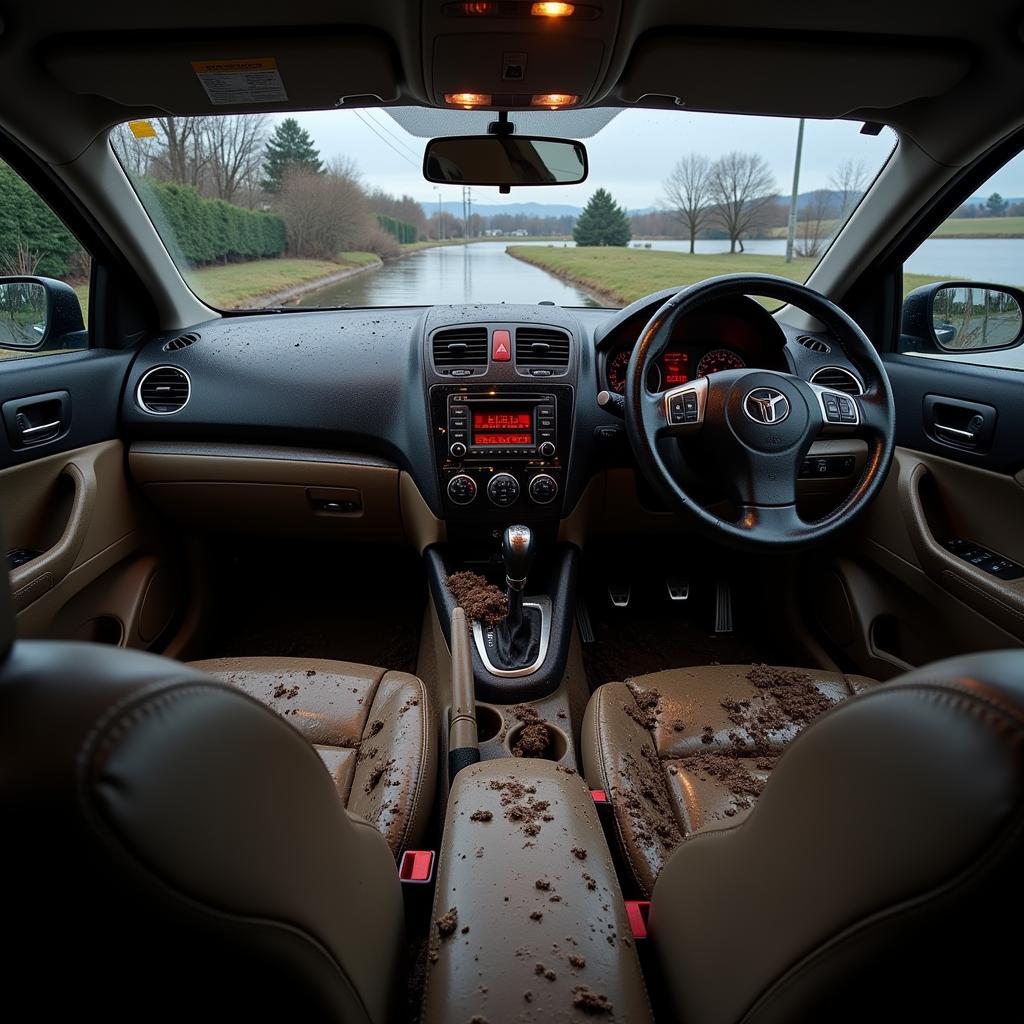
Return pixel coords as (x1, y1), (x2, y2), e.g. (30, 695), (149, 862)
(508, 245), (945, 304)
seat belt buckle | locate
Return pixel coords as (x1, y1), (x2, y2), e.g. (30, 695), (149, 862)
(399, 849), (436, 885)
(625, 899), (651, 940)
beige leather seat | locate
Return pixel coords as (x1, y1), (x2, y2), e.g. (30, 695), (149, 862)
(0, 644), (408, 1020)
(191, 656), (436, 857)
(583, 664), (877, 895)
(646, 652), (1024, 1023)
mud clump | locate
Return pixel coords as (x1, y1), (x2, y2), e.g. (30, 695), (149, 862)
(366, 719), (384, 739)
(512, 721), (554, 758)
(569, 954), (586, 969)
(572, 986), (613, 1014)
(272, 683), (300, 700)
(530, 910), (544, 922)
(618, 745), (684, 867)
(364, 758), (395, 794)
(488, 776), (553, 838)
(571, 847), (587, 860)
(624, 684), (662, 731)
(470, 809), (493, 822)
(679, 751), (778, 807)
(512, 704), (540, 722)
(436, 907), (458, 938)
(535, 879), (552, 891)
(448, 571), (508, 626)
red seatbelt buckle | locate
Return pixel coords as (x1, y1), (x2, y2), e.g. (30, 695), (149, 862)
(399, 849), (435, 885)
(592, 788), (614, 830)
(625, 899), (651, 940)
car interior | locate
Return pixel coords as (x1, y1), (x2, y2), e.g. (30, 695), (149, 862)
(1, 2), (1023, 1022)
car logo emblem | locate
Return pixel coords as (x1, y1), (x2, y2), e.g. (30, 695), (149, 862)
(744, 387), (790, 424)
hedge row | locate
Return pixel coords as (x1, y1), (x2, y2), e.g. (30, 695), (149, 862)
(0, 162), (82, 278)
(138, 180), (287, 265)
(376, 213), (417, 245)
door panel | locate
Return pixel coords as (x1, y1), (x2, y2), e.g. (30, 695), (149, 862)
(0, 439), (169, 641)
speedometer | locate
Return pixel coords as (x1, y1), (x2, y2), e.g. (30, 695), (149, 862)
(606, 350), (631, 394)
(696, 348), (746, 376)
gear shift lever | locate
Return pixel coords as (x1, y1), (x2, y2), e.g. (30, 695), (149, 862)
(494, 524), (540, 670)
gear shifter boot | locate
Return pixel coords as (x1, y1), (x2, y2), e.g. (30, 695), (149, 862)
(493, 605), (541, 669)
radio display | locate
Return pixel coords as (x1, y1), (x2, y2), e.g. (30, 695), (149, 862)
(472, 408), (534, 446)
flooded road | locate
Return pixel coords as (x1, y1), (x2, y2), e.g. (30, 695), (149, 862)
(296, 241), (600, 308)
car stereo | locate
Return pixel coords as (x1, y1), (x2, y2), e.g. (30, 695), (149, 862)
(447, 393), (556, 459)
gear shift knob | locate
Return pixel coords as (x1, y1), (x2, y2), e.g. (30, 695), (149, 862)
(502, 524), (534, 590)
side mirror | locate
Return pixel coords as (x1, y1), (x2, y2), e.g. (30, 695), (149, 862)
(0, 276), (86, 353)
(423, 134), (588, 188)
(902, 282), (1024, 354)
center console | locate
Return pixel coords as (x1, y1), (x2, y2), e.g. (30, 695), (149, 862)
(429, 382), (575, 520)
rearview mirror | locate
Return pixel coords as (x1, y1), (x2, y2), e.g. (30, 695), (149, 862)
(902, 281), (1024, 354)
(423, 135), (588, 187)
(0, 276), (86, 353)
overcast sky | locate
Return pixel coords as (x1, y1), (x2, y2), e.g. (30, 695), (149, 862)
(281, 108), (910, 211)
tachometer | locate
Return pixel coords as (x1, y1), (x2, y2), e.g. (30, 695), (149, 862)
(607, 350), (631, 394)
(696, 348), (746, 376)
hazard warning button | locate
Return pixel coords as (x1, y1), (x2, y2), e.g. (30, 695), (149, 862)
(492, 329), (512, 362)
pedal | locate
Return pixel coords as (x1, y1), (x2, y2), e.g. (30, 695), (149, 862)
(714, 580), (734, 634)
(576, 599), (596, 644)
(608, 582), (631, 608)
(666, 576), (689, 602)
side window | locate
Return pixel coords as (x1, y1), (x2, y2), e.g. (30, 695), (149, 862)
(899, 150), (1024, 368)
(0, 155), (90, 362)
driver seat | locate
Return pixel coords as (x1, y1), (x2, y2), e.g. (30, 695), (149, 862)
(582, 663), (879, 895)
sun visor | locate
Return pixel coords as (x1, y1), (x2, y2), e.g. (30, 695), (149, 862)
(42, 32), (399, 115)
(618, 33), (973, 119)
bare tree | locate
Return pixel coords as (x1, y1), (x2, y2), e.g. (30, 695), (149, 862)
(202, 115), (269, 204)
(662, 154), (712, 253)
(151, 117), (211, 186)
(708, 152), (777, 253)
(795, 189), (837, 259)
(830, 159), (869, 219)
(276, 164), (371, 259)
(109, 123), (159, 178)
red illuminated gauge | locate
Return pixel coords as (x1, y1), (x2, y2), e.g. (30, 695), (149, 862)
(607, 350), (631, 394)
(696, 348), (746, 376)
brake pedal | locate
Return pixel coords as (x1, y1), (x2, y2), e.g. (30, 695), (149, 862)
(608, 582), (631, 608)
(666, 576), (689, 602)
(714, 580), (734, 634)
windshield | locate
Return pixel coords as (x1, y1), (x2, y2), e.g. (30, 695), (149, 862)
(111, 108), (895, 311)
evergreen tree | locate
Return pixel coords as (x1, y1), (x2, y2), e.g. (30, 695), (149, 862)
(572, 188), (631, 246)
(261, 118), (323, 194)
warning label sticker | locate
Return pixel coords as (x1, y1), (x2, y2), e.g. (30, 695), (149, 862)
(191, 57), (288, 106)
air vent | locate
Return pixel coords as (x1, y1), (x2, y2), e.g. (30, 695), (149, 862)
(795, 334), (830, 354)
(810, 366), (863, 395)
(432, 326), (488, 370)
(137, 366), (191, 415)
(515, 327), (571, 369)
(163, 331), (200, 352)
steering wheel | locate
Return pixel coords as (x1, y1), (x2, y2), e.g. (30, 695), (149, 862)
(624, 274), (895, 549)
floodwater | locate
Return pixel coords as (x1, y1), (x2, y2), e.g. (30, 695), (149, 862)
(295, 237), (1023, 309)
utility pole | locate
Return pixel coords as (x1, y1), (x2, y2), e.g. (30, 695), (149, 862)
(435, 187), (444, 241)
(785, 117), (805, 264)
(467, 189), (473, 238)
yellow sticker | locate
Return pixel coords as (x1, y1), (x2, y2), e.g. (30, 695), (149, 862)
(191, 57), (288, 106)
(128, 120), (157, 139)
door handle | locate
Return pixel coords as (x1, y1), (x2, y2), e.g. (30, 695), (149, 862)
(2, 390), (71, 451)
(933, 423), (975, 443)
(18, 419), (62, 440)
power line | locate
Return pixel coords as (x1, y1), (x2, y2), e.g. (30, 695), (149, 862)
(361, 109), (422, 161)
(351, 109), (420, 170)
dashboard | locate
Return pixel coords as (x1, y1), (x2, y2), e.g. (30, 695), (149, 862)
(119, 290), (860, 536)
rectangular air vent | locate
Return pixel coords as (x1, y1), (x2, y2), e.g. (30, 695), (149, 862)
(432, 326), (488, 370)
(515, 327), (571, 369)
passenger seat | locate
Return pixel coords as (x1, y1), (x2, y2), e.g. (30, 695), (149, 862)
(191, 656), (436, 856)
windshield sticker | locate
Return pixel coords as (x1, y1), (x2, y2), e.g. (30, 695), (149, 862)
(191, 58), (288, 106)
(127, 120), (157, 139)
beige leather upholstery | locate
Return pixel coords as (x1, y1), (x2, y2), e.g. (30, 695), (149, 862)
(0, 641), (406, 1023)
(651, 651), (1024, 1024)
(422, 759), (652, 1023)
(582, 664), (876, 895)
(190, 656), (437, 857)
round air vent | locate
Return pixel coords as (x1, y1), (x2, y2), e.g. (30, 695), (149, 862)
(163, 331), (200, 352)
(137, 366), (191, 415)
(810, 366), (863, 395)
(796, 334), (831, 353)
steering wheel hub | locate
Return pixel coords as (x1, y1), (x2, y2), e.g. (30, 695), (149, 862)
(723, 372), (810, 453)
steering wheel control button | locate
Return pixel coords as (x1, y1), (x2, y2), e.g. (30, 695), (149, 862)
(449, 441), (467, 458)
(529, 473), (558, 504)
(487, 472), (520, 506)
(836, 395), (857, 422)
(538, 440), (556, 457)
(491, 329), (512, 362)
(447, 474), (478, 505)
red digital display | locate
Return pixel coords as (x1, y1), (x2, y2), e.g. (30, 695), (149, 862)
(661, 350), (690, 386)
(472, 408), (533, 446)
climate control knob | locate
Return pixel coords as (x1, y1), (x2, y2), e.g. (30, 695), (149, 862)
(529, 473), (559, 505)
(486, 472), (520, 507)
(447, 474), (477, 506)
(538, 441), (556, 458)
(449, 441), (467, 458)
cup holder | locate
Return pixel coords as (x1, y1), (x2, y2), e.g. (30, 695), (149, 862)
(505, 721), (569, 762)
(475, 704), (503, 743)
